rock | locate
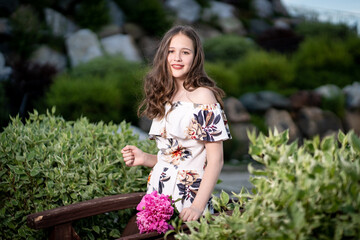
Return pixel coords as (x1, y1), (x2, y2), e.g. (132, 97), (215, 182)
(315, 84), (343, 99)
(240, 91), (290, 112)
(230, 122), (258, 156)
(0, 18), (11, 35)
(343, 82), (360, 110)
(195, 24), (222, 42)
(224, 97), (251, 123)
(290, 90), (322, 109)
(139, 36), (159, 62)
(272, 0), (289, 16)
(98, 24), (122, 38)
(344, 110), (360, 135)
(101, 34), (142, 62)
(107, 0), (124, 27)
(296, 107), (343, 138)
(248, 19), (272, 35)
(0, 52), (12, 80)
(139, 116), (152, 133)
(252, 0), (273, 18)
(30, 45), (67, 72)
(66, 29), (103, 67)
(265, 108), (300, 142)
(165, 0), (201, 23)
(273, 18), (290, 29)
(123, 23), (145, 40)
(202, 1), (246, 35)
(44, 8), (79, 37)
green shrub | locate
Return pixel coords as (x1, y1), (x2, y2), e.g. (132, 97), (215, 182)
(114, 0), (172, 36)
(176, 129), (360, 239)
(232, 51), (295, 95)
(205, 62), (239, 97)
(203, 35), (258, 64)
(74, 0), (110, 32)
(10, 5), (44, 58)
(295, 20), (357, 40)
(292, 36), (354, 89)
(0, 109), (156, 239)
(43, 55), (145, 125)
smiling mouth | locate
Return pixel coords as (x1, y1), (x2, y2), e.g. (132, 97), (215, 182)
(171, 64), (184, 70)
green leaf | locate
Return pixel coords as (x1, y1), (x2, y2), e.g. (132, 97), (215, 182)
(349, 131), (360, 153)
(220, 191), (230, 206)
(92, 225), (100, 234)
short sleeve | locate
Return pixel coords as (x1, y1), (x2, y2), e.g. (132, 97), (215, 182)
(186, 103), (232, 142)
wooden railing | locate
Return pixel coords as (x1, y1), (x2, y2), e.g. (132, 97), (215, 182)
(27, 192), (234, 239)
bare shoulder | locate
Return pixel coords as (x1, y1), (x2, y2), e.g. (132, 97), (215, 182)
(187, 87), (217, 104)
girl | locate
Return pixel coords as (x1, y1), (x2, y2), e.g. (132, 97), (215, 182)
(121, 25), (231, 222)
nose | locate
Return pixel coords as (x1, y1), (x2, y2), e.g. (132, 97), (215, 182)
(174, 52), (182, 62)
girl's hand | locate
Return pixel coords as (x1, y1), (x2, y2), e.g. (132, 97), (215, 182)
(179, 206), (203, 222)
(121, 145), (145, 167)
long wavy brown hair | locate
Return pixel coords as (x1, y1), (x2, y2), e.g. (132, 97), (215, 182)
(138, 25), (225, 119)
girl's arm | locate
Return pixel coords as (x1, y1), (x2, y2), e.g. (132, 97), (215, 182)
(179, 141), (224, 221)
(121, 145), (158, 168)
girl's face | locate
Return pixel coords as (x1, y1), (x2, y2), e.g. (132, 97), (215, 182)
(167, 33), (195, 81)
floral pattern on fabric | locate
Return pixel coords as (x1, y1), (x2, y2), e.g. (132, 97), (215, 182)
(158, 168), (170, 194)
(177, 170), (201, 204)
(187, 109), (223, 141)
(160, 139), (192, 166)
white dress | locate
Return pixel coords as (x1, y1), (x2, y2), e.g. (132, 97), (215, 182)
(147, 101), (231, 213)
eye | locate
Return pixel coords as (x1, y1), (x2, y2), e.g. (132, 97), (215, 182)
(182, 51), (190, 55)
(168, 50), (174, 54)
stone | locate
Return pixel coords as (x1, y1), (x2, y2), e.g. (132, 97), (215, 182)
(344, 110), (360, 135)
(195, 24), (222, 42)
(252, 0), (274, 18)
(290, 90), (322, 109)
(100, 34), (142, 62)
(44, 8), (79, 37)
(296, 107), (343, 139)
(97, 24), (122, 38)
(202, 1), (246, 35)
(265, 108), (300, 142)
(30, 45), (67, 72)
(248, 19), (272, 35)
(0, 18), (11, 35)
(139, 36), (159, 62)
(165, 0), (201, 23)
(0, 52), (12, 80)
(272, 0), (289, 16)
(273, 18), (290, 29)
(230, 122), (258, 156)
(239, 91), (290, 112)
(315, 84), (343, 99)
(343, 82), (360, 110)
(224, 97), (251, 123)
(123, 23), (145, 40)
(66, 29), (103, 67)
(107, 0), (124, 27)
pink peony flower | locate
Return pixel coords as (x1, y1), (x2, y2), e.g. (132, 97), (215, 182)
(136, 191), (175, 234)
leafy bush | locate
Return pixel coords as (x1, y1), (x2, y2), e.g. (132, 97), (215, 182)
(0, 109), (156, 239)
(74, 0), (110, 32)
(10, 5), (44, 58)
(205, 62), (239, 97)
(114, 0), (172, 36)
(43, 55), (145, 125)
(292, 36), (355, 89)
(232, 51), (295, 95)
(295, 20), (357, 40)
(176, 129), (360, 239)
(203, 35), (258, 64)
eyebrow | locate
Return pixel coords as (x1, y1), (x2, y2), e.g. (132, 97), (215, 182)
(168, 47), (193, 52)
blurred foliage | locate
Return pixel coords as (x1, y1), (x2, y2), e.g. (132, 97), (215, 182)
(0, 82), (10, 129)
(0, 110), (156, 239)
(114, 0), (172, 36)
(9, 5), (44, 58)
(42, 55), (145, 125)
(205, 62), (239, 97)
(203, 35), (258, 64)
(232, 50), (295, 96)
(74, 0), (110, 32)
(295, 20), (357, 40)
(292, 36), (356, 89)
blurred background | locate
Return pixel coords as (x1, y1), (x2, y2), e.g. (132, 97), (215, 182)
(1, 0), (360, 162)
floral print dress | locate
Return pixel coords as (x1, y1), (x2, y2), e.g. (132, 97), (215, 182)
(147, 101), (231, 213)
